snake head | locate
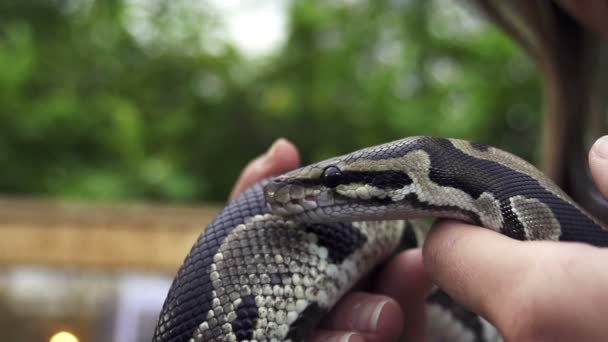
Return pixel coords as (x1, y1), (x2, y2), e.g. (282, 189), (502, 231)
(264, 137), (426, 220)
(263, 158), (342, 216)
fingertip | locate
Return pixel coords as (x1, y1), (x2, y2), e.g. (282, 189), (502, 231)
(589, 135), (608, 198)
(590, 135), (608, 159)
(397, 249), (430, 287)
(372, 299), (404, 340)
(229, 138), (301, 201)
(308, 331), (366, 342)
(268, 137), (301, 172)
(321, 292), (402, 340)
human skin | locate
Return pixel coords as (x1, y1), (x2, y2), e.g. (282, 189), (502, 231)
(421, 137), (608, 341)
(230, 136), (608, 341)
(226, 2), (608, 340)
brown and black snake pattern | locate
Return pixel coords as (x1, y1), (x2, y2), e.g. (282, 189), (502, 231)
(153, 137), (608, 342)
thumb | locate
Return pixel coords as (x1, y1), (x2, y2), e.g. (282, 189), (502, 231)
(422, 220), (527, 325)
(589, 135), (608, 199)
(229, 138), (300, 201)
(424, 220), (608, 341)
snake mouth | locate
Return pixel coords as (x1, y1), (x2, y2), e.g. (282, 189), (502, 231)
(264, 178), (395, 220)
(264, 180), (338, 216)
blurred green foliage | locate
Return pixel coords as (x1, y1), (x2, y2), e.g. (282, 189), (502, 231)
(0, 0), (540, 202)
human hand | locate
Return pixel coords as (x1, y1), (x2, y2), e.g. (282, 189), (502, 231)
(229, 138), (300, 201)
(423, 135), (608, 341)
(229, 138), (433, 342)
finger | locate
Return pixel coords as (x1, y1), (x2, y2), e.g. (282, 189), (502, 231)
(321, 292), (403, 342)
(422, 220), (529, 324)
(589, 135), (608, 198)
(229, 138), (300, 200)
(374, 249), (433, 341)
(307, 331), (366, 342)
(424, 220), (608, 340)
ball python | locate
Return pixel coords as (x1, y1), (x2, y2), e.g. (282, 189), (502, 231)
(152, 136), (608, 342)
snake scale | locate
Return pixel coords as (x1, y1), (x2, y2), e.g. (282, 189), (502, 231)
(153, 136), (608, 342)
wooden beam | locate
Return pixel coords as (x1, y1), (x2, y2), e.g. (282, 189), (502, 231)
(0, 198), (221, 273)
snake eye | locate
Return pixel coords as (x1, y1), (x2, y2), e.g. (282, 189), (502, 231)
(322, 166), (342, 188)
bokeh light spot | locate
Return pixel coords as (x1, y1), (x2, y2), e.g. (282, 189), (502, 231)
(49, 331), (79, 342)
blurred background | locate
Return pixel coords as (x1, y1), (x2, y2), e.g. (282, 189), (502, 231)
(0, 0), (597, 341)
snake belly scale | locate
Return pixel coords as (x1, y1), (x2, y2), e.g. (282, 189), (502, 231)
(153, 136), (608, 342)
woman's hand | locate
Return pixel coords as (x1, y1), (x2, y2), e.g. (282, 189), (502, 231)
(228, 138), (300, 201)
(423, 136), (608, 341)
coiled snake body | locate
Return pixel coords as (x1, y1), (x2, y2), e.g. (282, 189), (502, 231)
(153, 137), (608, 342)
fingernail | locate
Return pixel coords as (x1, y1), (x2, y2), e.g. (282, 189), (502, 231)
(351, 298), (389, 331)
(592, 136), (608, 159)
(370, 300), (388, 331)
(337, 332), (355, 342)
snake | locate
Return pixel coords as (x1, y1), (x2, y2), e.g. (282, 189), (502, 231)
(152, 136), (608, 342)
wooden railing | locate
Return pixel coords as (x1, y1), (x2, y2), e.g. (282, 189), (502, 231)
(0, 197), (221, 273)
